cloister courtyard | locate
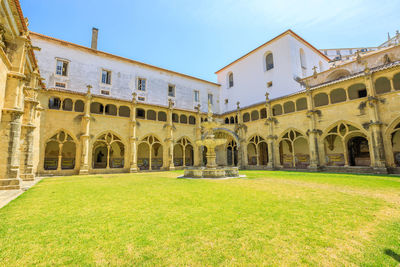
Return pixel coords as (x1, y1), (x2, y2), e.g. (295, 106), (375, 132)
(0, 170), (400, 266)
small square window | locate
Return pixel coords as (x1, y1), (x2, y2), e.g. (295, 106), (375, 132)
(267, 81), (273, 88)
(208, 93), (213, 105)
(100, 90), (110, 95)
(138, 78), (146, 91)
(225, 99), (228, 104)
(194, 90), (200, 102)
(138, 96), (145, 101)
(101, 69), (111, 84)
(168, 85), (175, 97)
(56, 60), (68, 76)
(55, 82), (66, 88)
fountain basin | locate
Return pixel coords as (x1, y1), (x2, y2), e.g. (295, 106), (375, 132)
(180, 166), (241, 179)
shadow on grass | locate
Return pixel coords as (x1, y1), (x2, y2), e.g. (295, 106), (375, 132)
(385, 249), (400, 262)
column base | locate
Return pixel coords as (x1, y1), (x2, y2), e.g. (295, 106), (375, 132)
(307, 165), (321, 172)
(79, 169), (89, 175)
(20, 173), (35, 181)
(169, 165), (175, 171)
(372, 167), (388, 174)
(129, 166), (138, 173)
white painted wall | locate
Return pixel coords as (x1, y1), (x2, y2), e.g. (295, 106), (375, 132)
(32, 37), (220, 113)
(217, 33), (329, 112)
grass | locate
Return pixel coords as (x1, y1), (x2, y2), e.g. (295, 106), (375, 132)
(1, 170), (400, 266)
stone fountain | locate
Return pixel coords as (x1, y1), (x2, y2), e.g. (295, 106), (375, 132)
(181, 101), (241, 179)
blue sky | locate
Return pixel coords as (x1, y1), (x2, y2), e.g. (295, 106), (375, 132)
(21, 0), (399, 82)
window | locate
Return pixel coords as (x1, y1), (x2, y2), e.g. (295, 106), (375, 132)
(300, 48), (306, 70)
(48, 97), (61, 109)
(100, 90), (110, 95)
(228, 73), (234, 87)
(138, 78), (146, 91)
(266, 53), (274, 71)
(101, 69), (111, 84)
(56, 60), (68, 76)
(55, 82), (66, 88)
(138, 96), (145, 101)
(225, 99), (228, 104)
(267, 81), (273, 88)
(194, 90), (200, 102)
(208, 93), (213, 104)
(168, 85), (175, 97)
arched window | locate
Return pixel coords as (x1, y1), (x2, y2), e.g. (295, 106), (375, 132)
(180, 115), (187, 124)
(118, 106), (130, 117)
(296, 98), (307, 111)
(147, 110), (156, 120)
(48, 97), (61, 110)
(174, 137), (193, 167)
(90, 102), (104, 114)
(138, 135), (163, 170)
(243, 112), (250, 122)
(348, 83), (367, 100)
(62, 98), (73, 111)
(225, 118), (229, 124)
(314, 93), (329, 107)
(230, 116), (235, 124)
(279, 130), (309, 168)
(251, 110), (259, 121)
(228, 73), (234, 88)
(44, 131), (76, 170)
(330, 88), (346, 104)
(105, 104), (117, 116)
(300, 48), (306, 69)
(158, 111), (167, 122)
(374, 77), (391, 94)
(283, 101), (295, 113)
(260, 108), (267, 119)
(272, 104), (282, 116)
(136, 108), (145, 119)
(247, 135), (268, 166)
(74, 100), (84, 112)
(172, 113), (179, 123)
(266, 53), (274, 71)
(393, 72), (400, 91)
(189, 116), (196, 125)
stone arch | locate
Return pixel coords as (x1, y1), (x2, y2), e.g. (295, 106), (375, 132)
(330, 88), (347, 104)
(158, 111), (167, 122)
(92, 132), (125, 169)
(326, 69), (351, 82)
(322, 121), (369, 167)
(272, 104), (282, 116)
(225, 117), (229, 124)
(243, 112), (250, 122)
(251, 110), (259, 121)
(230, 116), (235, 124)
(247, 135), (268, 166)
(90, 102), (104, 114)
(348, 83), (367, 100)
(180, 114), (188, 124)
(119, 106), (130, 117)
(44, 130), (77, 170)
(296, 98), (307, 111)
(105, 104), (117, 116)
(393, 72), (400, 91)
(213, 128), (240, 146)
(62, 98), (73, 111)
(173, 137), (194, 167)
(283, 101), (295, 113)
(136, 108), (145, 119)
(74, 100), (84, 112)
(214, 130), (239, 166)
(314, 92), (329, 107)
(385, 117), (400, 167)
(48, 97), (61, 110)
(260, 108), (267, 118)
(137, 135), (163, 170)
(172, 113), (179, 123)
(147, 109), (157, 120)
(189, 116), (196, 125)
(278, 129), (309, 168)
(374, 76), (391, 95)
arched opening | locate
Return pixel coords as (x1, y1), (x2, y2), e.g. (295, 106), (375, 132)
(391, 123), (400, 166)
(265, 53), (274, 71)
(158, 111), (167, 122)
(62, 98), (73, 111)
(243, 112), (250, 122)
(93, 133), (125, 169)
(296, 98), (307, 111)
(247, 135), (268, 166)
(174, 137), (193, 167)
(393, 73), (400, 91)
(251, 110), (259, 121)
(260, 108), (267, 118)
(202, 146), (208, 166)
(147, 110), (156, 120)
(230, 116), (235, 124)
(279, 130), (309, 168)
(348, 83), (367, 100)
(326, 69), (351, 82)
(330, 88), (347, 104)
(74, 100), (84, 112)
(189, 116), (196, 125)
(44, 131), (76, 170)
(138, 136), (163, 170)
(180, 115), (187, 124)
(348, 136), (370, 166)
(324, 122), (363, 166)
(48, 97), (61, 110)
(225, 118), (229, 124)
(105, 104), (117, 116)
(283, 101), (295, 113)
(172, 113), (179, 123)
(136, 108), (145, 119)
(226, 139), (238, 166)
(119, 106), (130, 117)
(272, 104), (282, 116)
(314, 93), (329, 107)
(375, 77), (391, 94)
(90, 102), (104, 114)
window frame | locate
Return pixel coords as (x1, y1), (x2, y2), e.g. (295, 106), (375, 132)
(137, 77), (146, 91)
(168, 84), (175, 97)
(55, 59), (69, 76)
(101, 69), (112, 85)
(208, 93), (213, 105)
(194, 90), (200, 103)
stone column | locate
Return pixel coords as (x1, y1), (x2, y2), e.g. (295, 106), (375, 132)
(130, 93), (138, 172)
(305, 87), (321, 170)
(79, 85), (92, 175)
(264, 93), (276, 169)
(167, 99), (175, 170)
(194, 104), (202, 167)
(236, 102), (248, 168)
(364, 69), (387, 172)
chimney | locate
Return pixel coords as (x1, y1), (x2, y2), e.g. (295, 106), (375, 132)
(91, 27), (98, 50)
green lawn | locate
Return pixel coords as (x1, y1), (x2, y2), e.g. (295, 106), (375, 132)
(1, 171), (400, 266)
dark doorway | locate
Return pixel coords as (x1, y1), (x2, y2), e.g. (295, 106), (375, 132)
(348, 136), (370, 166)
